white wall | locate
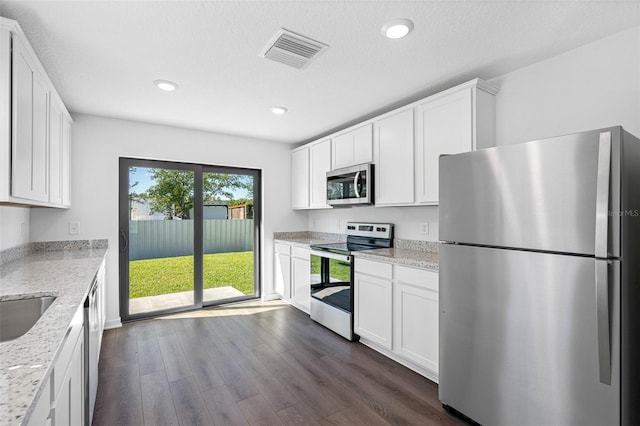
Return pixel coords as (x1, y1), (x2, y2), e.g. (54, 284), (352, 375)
(489, 26), (640, 146)
(308, 205), (439, 241)
(0, 206), (30, 250)
(30, 113), (306, 327)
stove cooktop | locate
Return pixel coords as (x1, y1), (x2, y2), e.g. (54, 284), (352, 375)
(310, 242), (382, 255)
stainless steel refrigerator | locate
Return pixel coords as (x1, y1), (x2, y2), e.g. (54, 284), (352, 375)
(438, 126), (640, 425)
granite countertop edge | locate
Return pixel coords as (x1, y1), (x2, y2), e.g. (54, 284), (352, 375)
(0, 239), (108, 426)
(273, 231), (439, 271)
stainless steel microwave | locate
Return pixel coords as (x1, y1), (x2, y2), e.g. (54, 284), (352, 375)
(326, 163), (374, 206)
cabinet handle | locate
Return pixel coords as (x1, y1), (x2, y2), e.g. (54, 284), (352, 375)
(595, 259), (611, 385)
(120, 229), (128, 252)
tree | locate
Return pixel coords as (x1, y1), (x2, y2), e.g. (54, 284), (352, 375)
(128, 167), (146, 220)
(145, 169), (252, 220)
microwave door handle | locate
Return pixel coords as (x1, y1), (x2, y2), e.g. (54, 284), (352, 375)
(353, 171), (361, 198)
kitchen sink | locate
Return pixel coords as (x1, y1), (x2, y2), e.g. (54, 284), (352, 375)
(0, 296), (56, 342)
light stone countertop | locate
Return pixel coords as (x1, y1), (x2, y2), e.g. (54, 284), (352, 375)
(352, 247), (439, 271)
(273, 231), (346, 248)
(274, 231), (439, 271)
(0, 242), (107, 426)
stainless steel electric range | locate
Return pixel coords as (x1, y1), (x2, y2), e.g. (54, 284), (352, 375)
(309, 222), (393, 341)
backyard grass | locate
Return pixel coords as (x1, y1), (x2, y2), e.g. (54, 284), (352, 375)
(129, 251), (254, 298)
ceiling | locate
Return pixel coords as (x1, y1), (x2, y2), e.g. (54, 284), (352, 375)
(0, 1), (638, 144)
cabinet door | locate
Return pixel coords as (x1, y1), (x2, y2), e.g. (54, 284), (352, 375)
(53, 332), (84, 426)
(394, 281), (439, 374)
(354, 272), (392, 349)
(49, 100), (63, 205)
(69, 333), (84, 426)
(291, 255), (310, 313)
(11, 36), (49, 202)
(374, 109), (414, 205)
(291, 148), (310, 209)
(309, 140), (331, 208)
(415, 88), (473, 204)
(61, 117), (72, 206)
(26, 377), (51, 426)
(332, 124), (372, 170)
(274, 243), (292, 299)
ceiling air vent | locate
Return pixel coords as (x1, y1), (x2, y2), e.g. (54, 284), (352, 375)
(259, 28), (328, 70)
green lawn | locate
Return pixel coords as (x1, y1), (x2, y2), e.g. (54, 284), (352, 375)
(129, 251), (254, 298)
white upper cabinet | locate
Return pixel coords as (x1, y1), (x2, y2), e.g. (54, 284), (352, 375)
(291, 147), (310, 209)
(374, 109), (415, 206)
(309, 139), (331, 208)
(331, 124), (373, 170)
(0, 17), (72, 208)
(292, 139), (332, 210)
(11, 35), (49, 202)
(291, 78), (497, 209)
(415, 80), (497, 204)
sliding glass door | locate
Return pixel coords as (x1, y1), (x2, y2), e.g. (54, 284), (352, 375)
(119, 158), (261, 321)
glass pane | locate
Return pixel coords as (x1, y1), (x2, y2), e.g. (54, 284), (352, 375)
(202, 171), (256, 303)
(128, 166), (195, 314)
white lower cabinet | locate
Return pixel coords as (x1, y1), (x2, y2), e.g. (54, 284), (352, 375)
(274, 242), (292, 299)
(52, 306), (85, 426)
(393, 266), (439, 374)
(354, 259), (393, 349)
(274, 241), (310, 313)
(26, 376), (51, 426)
(27, 304), (84, 426)
(291, 247), (311, 313)
(354, 258), (439, 381)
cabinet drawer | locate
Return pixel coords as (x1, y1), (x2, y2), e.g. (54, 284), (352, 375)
(395, 265), (438, 292)
(275, 242), (291, 255)
(292, 246), (309, 259)
(354, 258), (392, 279)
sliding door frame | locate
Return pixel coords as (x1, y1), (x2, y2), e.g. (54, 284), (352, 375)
(119, 157), (261, 322)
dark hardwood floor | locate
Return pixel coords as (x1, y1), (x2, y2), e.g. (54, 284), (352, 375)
(92, 300), (464, 426)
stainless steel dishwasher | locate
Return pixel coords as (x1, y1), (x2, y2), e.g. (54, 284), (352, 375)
(84, 277), (99, 424)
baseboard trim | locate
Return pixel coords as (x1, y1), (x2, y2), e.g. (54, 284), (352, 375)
(104, 318), (122, 329)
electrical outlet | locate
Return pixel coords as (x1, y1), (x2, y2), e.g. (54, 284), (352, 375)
(69, 222), (80, 235)
(420, 222), (429, 234)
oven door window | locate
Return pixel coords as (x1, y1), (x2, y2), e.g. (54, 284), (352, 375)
(310, 254), (352, 313)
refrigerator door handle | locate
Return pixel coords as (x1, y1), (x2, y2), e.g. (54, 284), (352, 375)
(595, 131), (611, 259)
(595, 259), (611, 385)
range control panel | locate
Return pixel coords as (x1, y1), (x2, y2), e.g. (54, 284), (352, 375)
(346, 222), (394, 239)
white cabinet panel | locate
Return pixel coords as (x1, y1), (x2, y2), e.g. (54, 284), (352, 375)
(61, 117), (72, 206)
(415, 88), (473, 204)
(291, 254), (310, 313)
(274, 243), (292, 299)
(374, 109), (414, 206)
(394, 281), (439, 373)
(291, 148), (310, 209)
(49, 100), (63, 205)
(332, 124), (372, 170)
(309, 139), (331, 208)
(1, 19), (72, 207)
(354, 272), (392, 349)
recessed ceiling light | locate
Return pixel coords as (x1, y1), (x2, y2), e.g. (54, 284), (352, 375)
(381, 18), (414, 39)
(271, 106), (288, 115)
(154, 80), (179, 91)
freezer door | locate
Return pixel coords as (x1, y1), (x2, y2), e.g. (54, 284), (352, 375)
(439, 244), (620, 426)
(439, 127), (621, 257)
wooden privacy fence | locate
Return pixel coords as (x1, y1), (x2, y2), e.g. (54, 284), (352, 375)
(129, 219), (254, 261)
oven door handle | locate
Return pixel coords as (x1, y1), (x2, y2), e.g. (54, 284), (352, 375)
(310, 250), (351, 263)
